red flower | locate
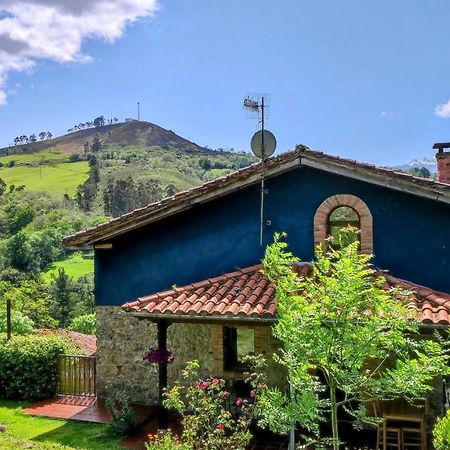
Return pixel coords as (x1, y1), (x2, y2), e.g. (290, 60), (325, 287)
(200, 381), (209, 390)
(217, 423), (224, 431)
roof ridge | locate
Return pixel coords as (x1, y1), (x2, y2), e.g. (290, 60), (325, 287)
(64, 146), (450, 247)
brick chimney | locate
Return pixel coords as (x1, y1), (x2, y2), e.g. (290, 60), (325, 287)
(433, 142), (450, 184)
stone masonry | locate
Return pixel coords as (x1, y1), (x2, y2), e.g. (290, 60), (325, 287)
(96, 307), (286, 404)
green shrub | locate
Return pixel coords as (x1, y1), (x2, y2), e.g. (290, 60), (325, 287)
(434, 409), (450, 450)
(0, 310), (34, 334)
(0, 334), (73, 399)
(69, 313), (96, 335)
(105, 381), (136, 437)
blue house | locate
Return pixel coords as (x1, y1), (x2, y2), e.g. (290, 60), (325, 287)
(64, 145), (450, 445)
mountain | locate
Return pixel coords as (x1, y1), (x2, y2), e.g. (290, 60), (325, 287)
(392, 157), (436, 174)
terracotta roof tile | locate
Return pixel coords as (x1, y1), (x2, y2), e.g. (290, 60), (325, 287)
(122, 264), (450, 325)
(122, 264), (276, 321)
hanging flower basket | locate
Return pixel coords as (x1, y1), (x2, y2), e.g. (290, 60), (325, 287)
(143, 347), (174, 365)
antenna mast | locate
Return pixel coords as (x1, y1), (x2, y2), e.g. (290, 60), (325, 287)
(244, 95), (276, 246)
(137, 101), (140, 121)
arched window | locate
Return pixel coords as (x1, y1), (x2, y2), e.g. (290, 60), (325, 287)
(314, 194), (373, 254)
(327, 206), (360, 249)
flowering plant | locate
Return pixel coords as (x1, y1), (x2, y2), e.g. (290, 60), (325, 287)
(153, 355), (266, 450)
(143, 347), (174, 365)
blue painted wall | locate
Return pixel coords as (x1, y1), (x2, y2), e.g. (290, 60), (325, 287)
(95, 166), (450, 306)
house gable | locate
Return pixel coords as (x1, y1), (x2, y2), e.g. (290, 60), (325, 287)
(94, 165), (450, 306)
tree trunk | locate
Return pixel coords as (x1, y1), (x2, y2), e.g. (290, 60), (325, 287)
(330, 382), (339, 450)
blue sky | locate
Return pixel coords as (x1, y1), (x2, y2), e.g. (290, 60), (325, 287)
(1, 0), (450, 165)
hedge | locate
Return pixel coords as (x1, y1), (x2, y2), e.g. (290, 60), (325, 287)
(0, 333), (74, 399)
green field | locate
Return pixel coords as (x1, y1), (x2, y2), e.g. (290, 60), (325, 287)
(0, 161), (89, 196)
(0, 400), (121, 449)
(0, 149), (67, 164)
(42, 252), (94, 282)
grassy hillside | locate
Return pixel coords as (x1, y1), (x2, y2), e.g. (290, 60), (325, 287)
(42, 252), (94, 283)
(0, 121), (254, 199)
(2, 120), (209, 156)
(0, 161), (89, 196)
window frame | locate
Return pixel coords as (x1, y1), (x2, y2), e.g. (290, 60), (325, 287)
(313, 194), (373, 254)
(222, 326), (255, 371)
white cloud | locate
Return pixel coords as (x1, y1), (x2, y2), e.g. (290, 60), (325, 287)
(435, 99), (450, 118)
(380, 111), (394, 118)
(0, 0), (159, 104)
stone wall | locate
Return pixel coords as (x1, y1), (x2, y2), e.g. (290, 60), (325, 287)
(96, 307), (216, 404)
(96, 306), (159, 404)
(96, 307), (287, 404)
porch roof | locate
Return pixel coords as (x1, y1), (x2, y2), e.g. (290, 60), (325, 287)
(121, 264), (450, 326)
(122, 264), (277, 322)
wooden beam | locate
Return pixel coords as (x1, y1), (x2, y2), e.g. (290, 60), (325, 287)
(94, 243), (113, 250)
(6, 298), (11, 340)
(157, 319), (168, 430)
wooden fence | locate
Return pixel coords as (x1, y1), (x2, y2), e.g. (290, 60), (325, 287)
(57, 354), (96, 396)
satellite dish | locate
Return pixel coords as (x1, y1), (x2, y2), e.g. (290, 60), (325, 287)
(251, 130), (277, 159)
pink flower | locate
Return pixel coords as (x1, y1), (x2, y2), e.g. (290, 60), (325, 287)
(223, 391), (230, 399)
(250, 390), (256, 398)
(235, 398), (243, 406)
(212, 378), (221, 385)
(200, 381), (209, 390)
(217, 423), (224, 431)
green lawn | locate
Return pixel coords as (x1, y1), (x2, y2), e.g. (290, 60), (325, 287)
(0, 400), (121, 449)
(42, 253), (94, 283)
(0, 161), (89, 196)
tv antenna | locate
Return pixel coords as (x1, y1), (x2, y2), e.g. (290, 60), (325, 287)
(137, 101), (140, 121)
(243, 94), (276, 246)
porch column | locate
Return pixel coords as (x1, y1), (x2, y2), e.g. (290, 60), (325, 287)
(157, 319), (168, 430)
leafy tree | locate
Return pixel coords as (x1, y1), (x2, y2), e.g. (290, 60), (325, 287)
(259, 231), (450, 449)
(69, 153), (80, 162)
(49, 268), (75, 328)
(434, 410), (450, 450)
(92, 135), (101, 152)
(4, 231), (38, 272)
(39, 131), (47, 141)
(198, 157), (212, 171)
(93, 115), (105, 129)
(29, 133), (37, 143)
(409, 166), (432, 179)
(8, 205), (36, 234)
(0, 178), (6, 197)
(46, 131), (52, 139)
